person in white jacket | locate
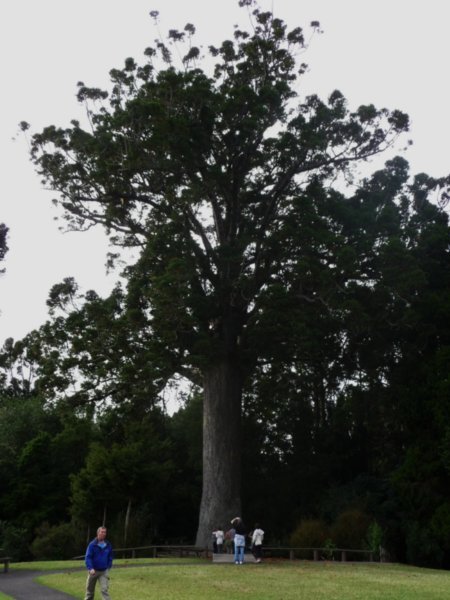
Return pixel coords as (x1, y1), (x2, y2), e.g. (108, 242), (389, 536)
(213, 527), (224, 553)
(251, 524), (264, 563)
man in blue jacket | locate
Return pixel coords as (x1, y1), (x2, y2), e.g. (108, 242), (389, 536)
(84, 526), (113, 600)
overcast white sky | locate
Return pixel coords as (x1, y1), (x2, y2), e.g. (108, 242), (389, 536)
(1, 0), (449, 345)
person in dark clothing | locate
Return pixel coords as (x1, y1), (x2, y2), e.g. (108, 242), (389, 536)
(231, 517), (247, 564)
(84, 526), (113, 600)
(225, 526), (235, 554)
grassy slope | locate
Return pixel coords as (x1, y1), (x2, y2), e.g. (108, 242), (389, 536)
(34, 561), (450, 600)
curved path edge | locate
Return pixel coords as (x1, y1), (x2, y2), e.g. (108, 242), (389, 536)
(0, 561), (211, 599)
(0, 568), (81, 600)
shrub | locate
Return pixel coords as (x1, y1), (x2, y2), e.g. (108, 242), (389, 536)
(331, 509), (371, 549)
(405, 521), (443, 568)
(430, 503), (450, 551)
(0, 521), (32, 561)
(290, 519), (329, 557)
(31, 522), (80, 560)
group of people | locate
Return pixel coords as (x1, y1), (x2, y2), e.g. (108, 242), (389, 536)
(82, 518), (264, 600)
(213, 517), (264, 564)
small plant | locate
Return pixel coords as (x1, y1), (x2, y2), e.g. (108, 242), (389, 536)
(323, 538), (336, 560)
(365, 521), (384, 561)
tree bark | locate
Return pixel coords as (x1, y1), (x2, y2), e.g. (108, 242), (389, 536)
(195, 358), (242, 547)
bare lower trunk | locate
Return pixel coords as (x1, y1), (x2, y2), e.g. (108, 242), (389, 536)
(124, 498), (132, 546)
(195, 359), (242, 547)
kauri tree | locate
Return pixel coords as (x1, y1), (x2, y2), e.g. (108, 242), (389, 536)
(25, 2), (416, 545)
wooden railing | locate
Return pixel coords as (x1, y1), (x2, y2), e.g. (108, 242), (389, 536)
(263, 546), (375, 561)
(74, 544), (375, 562)
(73, 545), (210, 560)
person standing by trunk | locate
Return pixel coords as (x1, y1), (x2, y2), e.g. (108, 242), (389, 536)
(225, 525), (235, 554)
(231, 517), (247, 564)
(214, 527), (224, 553)
(251, 523), (264, 563)
(84, 526), (113, 600)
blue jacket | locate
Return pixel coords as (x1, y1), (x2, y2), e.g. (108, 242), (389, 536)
(85, 538), (113, 571)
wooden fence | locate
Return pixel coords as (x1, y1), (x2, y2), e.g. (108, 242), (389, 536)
(263, 546), (375, 561)
(74, 545), (209, 560)
(74, 544), (375, 562)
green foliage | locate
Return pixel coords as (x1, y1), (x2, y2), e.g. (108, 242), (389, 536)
(108, 505), (155, 549)
(165, 395), (202, 539)
(70, 407), (176, 543)
(404, 522), (443, 568)
(25, 0), (412, 389)
(430, 503), (450, 544)
(322, 538), (337, 560)
(0, 393), (93, 538)
(0, 521), (31, 562)
(365, 521), (384, 559)
(289, 519), (329, 549)
(30, 522), (81, 560)
(331, 509), (371, 549)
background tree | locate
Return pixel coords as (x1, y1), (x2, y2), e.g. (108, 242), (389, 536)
(25, 1), (412, 545)
(70, 406), (175, 546)
(0, 385), (93, 556)
(0, 223), (8, 273)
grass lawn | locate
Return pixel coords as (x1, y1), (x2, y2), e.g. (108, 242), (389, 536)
(0, 594), (13, 600)
(33, 560), (450, 600)
(11, 556), (202, 571)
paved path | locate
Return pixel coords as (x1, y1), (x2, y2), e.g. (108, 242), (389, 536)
(0, 568), (81, 599)
(213, 552), (256, 563)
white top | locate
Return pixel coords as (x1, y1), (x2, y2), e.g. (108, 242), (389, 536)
(214, 530), (224, 544)
(252, 528), (264, 545)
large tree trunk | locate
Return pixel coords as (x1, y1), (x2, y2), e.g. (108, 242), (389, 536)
(195, 358), (242, 547)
